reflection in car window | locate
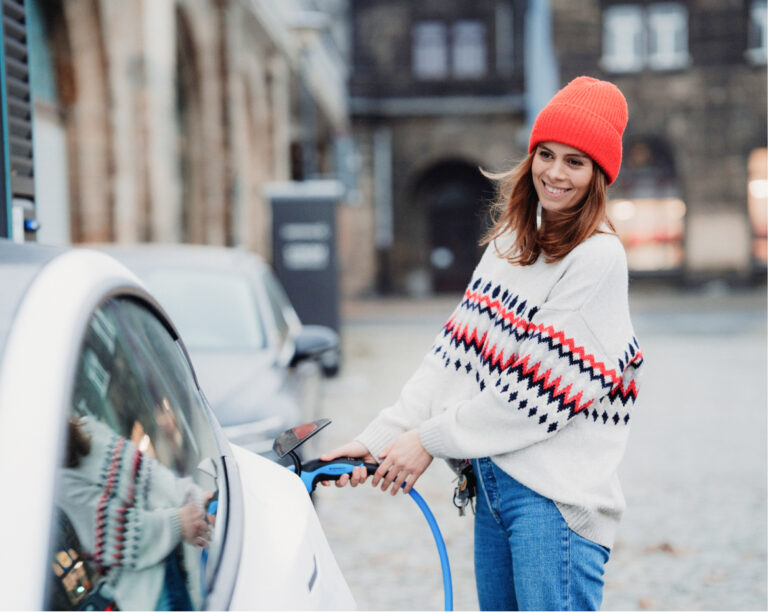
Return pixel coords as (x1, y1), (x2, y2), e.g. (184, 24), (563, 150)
(47, 297), (224, 611)
(144, 269), (267, 351)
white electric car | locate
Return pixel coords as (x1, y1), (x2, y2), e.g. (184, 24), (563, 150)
(0, 240), (354, 610)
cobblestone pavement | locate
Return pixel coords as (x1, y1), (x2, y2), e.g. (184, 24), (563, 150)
(313, 288), (767, 611)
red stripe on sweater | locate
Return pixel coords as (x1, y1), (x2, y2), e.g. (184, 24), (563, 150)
(457, 291), (628, 384)
(94, 437), (125, 568)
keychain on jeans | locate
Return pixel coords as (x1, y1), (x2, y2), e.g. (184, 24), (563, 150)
(452, 460), (477, 516)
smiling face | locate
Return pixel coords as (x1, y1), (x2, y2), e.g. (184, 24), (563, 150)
(531, 142), (594, 213)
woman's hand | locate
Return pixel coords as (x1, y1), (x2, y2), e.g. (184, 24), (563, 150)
(373, 429), (433, 495)
(179, 502), (210, 547)
(319, 441), (376, 488)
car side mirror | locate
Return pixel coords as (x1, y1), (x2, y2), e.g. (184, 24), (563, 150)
(290, 325), (339, 367)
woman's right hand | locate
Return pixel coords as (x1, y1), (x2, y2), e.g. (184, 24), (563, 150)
(319, 441), (376, 488)
(179, 502), (209, 547)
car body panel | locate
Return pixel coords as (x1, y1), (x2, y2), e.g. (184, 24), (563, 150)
(228, 444), (354, 610)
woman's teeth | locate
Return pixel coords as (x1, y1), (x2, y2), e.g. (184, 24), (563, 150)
(545, 183), (569, 195)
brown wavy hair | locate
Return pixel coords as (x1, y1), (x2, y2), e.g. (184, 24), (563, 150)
(481, 151), (614, 265)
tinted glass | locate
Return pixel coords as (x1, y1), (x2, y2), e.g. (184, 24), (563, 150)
(144, 269), (267, 350)
(46, 297), (225, 610)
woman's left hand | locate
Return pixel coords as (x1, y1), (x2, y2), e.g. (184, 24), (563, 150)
(372, 429), (433, 495)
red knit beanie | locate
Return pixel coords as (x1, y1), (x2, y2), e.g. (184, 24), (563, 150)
(528, 76), (628, 185)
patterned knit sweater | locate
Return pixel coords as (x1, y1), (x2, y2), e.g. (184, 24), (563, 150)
(58, 417), (203, 610)
(357, 231), (643, 549)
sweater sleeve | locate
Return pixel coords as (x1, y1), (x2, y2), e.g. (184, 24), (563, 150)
(356, 340), (451, 460)
(419, 239), (641, 459)
(355, 242), (509, 459)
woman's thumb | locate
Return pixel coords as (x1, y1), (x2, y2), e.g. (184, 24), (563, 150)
(319, 444), (351, 461)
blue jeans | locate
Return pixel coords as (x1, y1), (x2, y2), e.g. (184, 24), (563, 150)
(472, 458), (610, 611)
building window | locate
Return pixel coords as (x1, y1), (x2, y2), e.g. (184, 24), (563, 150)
(602, 5), (644, 72)
(602, 3), (689, 73)
(647, 3), (689, 69)
(452, 20), (487, 78)
(413, 21), (448, 79)
(748, 148), (768, 265)
(747, 0), (767, 65)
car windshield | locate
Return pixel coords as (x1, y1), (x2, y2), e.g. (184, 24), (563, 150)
(144, 269), (267, 350)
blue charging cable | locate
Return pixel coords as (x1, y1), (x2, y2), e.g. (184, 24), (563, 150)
(293, 457), (454, 611)
(406, 487), (453, 611)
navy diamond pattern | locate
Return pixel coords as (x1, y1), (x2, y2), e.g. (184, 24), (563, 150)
(429, 272), (640, 435)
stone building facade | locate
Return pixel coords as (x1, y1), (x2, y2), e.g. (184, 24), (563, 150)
(550, 0), (767, 281)
(350, 0), (766, 295)
(349, 0), (533, 294)
(27, 0), (358, 288)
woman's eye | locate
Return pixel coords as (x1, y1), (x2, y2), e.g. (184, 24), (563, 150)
(568, 159), (584, 167)
(539, 150), (552, 159)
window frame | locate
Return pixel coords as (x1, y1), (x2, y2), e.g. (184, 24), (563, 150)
(646, 2), (690, 70)
(602, 4), (645, 73)
(601, 2), (690, 73)
(412, 20), (449, 80)
(747, 0), (767, 65)
(451, 19), (488, 79)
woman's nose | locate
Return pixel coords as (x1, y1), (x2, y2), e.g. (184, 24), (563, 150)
(548, 159), (568, 180)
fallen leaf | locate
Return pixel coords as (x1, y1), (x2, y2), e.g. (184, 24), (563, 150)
(638, 598), (654, 609)
(643, 541), (687, 555)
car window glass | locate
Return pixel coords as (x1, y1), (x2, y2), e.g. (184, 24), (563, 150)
(46, 297), (225, 611)
(143, 269), (267, 351)
(260, 268), (300, 342)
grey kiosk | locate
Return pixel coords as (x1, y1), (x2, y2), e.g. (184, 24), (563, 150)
(267, 180), (343, 334)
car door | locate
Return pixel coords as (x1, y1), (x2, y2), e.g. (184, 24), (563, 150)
(45, 295), (239, 611)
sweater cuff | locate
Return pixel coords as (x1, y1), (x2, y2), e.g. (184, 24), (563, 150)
(169, 508), (183, 544)
(419, 417), (449, 458)
(355, 420), (403, 461)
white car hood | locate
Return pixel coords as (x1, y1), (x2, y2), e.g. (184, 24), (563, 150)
(229, 444), (355, 610)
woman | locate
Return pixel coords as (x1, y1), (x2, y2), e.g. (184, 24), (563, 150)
(322, 76), (644, 611)
(59, 416), (212, 610)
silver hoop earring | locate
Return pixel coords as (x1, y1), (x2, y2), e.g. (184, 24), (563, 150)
(536, 202), (542, 230)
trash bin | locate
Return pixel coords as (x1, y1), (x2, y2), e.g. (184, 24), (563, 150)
(267, 180), (343, 333)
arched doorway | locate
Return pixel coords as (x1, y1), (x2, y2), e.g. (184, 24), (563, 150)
(412, 160), (493, 292)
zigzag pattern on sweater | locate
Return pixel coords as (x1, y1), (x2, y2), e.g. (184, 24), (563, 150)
(431, 275), (642, 431)
(94, 433), (144, 574)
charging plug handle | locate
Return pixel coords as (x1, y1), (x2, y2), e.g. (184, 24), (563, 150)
(299, 457), (379, 492)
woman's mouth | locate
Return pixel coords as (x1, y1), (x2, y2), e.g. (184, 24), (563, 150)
(543, 182), (571, 195)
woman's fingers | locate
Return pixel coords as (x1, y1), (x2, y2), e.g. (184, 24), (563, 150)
(389, 469), (409, 496)
(349, 465), (367, 486)
(372, 455), (391, 488)
(371, 430), (432, 495)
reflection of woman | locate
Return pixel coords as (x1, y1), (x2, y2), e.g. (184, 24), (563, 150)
(59, 417), (210, 610)
(323, 77), (644, 610)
